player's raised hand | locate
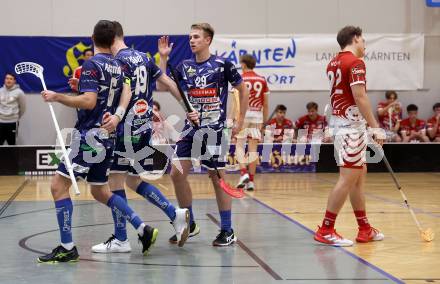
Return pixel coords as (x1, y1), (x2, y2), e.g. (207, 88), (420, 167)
(101, 112), (120, 133)
(186, 110), (200, 126)
(158, 36), (174, 58)
(41, 90), (59, 102)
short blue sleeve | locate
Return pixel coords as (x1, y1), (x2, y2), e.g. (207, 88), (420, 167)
(78, 60), (100, 93)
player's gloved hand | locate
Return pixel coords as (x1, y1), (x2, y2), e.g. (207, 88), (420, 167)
(369, 127), (386, 146)
(68, 77), (79, 92)
(232, 118), (244, 137)
(158, 36), (174, 58)
(41, 90), (58, 102)
(187, 110), (200, 126)
(101, 112), (120, 133)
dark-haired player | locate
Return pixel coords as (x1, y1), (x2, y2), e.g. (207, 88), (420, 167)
(314, 26), (385, 247)
(377, 91), (402, 142)
(400, 104), (429, 142)
(266, 104), (294, 143)
(91, 21), (196, 253)
(158, 23), (249, 246)
(38, 20), (157, 263)
(427, 103), (440, 142)
(294, 102), (327, 143)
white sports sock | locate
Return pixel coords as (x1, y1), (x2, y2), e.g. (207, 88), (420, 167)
(137, 223), (146, 236)
(61, 242), (74, 250)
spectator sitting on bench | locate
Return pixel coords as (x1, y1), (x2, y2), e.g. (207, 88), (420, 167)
(427, 102), (440, 142)
(400, 104), (430, 143)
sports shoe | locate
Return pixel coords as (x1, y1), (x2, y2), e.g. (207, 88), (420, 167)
(246, 181), (255, 191)
(314, 226), (353, 247)
(213, 229), (237, 246)
(91, 235), (131, 253)
(169, 222), (200, 244)
(236, 173), (249, 188)
(139, 225), (159, 255)
(356, 227), (384, 243)
(172, 208), (190, 247)
(37, 245), (79, 263)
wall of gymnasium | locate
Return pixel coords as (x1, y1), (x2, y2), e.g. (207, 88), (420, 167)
(1, 0), (439, 145)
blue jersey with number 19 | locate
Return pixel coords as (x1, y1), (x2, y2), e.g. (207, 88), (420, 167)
(77, 53), (124, 136)
(115, 48), (162, 135)
(175, 55), (242, 129)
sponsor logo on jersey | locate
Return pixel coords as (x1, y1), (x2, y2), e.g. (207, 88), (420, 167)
(82, 69), (98, 77)
(330, 60), (340, 67)
(104, 63), (122, 75)
(248, 106), (262, 112)
(187, 66), (196, 77)
(189, 88), (217, 97)
(133, 118), (148, 126)
(134, 99), (148, 116)
(127, 55), (143, 64)
(203, 103), (221, 111)
(351, 67), (365, 75)
(190, 97), (220, 104)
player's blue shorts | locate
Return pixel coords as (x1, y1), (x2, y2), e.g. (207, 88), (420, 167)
(173, 124), (228, 170)
(57, 130), (115, 185)
(110, 129), (156, 176)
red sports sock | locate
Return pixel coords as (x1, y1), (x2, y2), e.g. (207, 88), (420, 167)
(240, 168), (248, 176)
(354, 210), (371, 230)
(249, 174), (254, 182)
(321, 210), (337, 231)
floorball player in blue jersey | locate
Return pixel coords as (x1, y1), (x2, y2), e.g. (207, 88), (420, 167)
(91, 21), (198, 253)
(37, 20), (158, 263)
(158, 23), (249, 246)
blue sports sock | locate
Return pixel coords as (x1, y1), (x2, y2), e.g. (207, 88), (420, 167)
(136, 182), (176, 221)
(107, 194), (142, 230)
(55, 198), (73, 244)
(220, 210), (232, 232)
(111, 190), (127, 241)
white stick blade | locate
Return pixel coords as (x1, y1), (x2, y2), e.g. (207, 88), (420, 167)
(14, 62), (44, 76)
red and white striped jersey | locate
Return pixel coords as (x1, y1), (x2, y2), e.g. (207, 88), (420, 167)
(242, 70), (269, 123)
(327, 51), (367, 122)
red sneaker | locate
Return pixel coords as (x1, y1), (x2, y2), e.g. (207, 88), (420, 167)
(356, 227), (385, 243)
(314, 226), (353, 247)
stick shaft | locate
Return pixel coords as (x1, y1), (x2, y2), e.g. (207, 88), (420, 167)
(41, 77), (80, 195)
(380, 147), (423, 231)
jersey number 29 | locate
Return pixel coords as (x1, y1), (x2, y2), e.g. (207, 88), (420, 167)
(245, 81), (263, 98)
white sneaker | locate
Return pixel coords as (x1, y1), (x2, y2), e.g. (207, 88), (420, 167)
(172, 208), (190, 247)
(92, 235), (131, 253)
(246, 181), (255, 191)
(314, 227), (354, 247)
(236, 173), (249, 188)
(356, 227), (385, 243)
